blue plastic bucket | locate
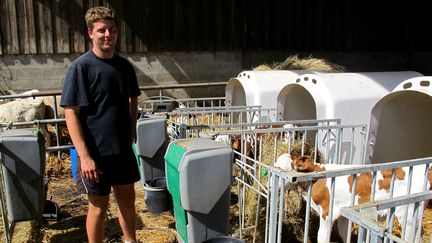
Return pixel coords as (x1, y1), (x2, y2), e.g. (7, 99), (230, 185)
(69, 147), (77, 181)
(70, 145), (139, 182)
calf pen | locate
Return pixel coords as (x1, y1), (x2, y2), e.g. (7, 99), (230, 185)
(216, 124), (368, 243)
(165, 110), (432, 243)
(0, 91), (68, 243)
(226, 128), (432, 243)
(225, 127), (432, 243)
(165, 110), (366, 242)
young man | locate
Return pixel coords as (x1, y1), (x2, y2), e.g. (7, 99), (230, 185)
(60, 6), (140, 243)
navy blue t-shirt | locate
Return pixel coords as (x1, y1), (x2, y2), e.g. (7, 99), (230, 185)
(60, 50), (141, 156)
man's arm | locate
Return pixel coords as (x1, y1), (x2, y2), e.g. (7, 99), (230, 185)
(129, 96), (138, 143)
(64, 106), (101, 182)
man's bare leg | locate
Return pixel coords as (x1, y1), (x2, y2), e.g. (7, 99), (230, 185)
(113, 184), (137, 242)
(87, 195), (110, 243)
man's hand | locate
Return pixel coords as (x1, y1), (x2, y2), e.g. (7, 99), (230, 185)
(80, 155), (102, 182)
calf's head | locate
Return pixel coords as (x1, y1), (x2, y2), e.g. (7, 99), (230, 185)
(292, 155), (325, 172)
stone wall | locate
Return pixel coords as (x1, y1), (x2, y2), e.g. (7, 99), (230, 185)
(1, 51), (431, 98)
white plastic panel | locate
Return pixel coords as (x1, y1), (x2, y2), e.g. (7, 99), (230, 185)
(276, 71), (423, 164)
(277, 71), (423, 124)
(226, 70), (313, 121)
(366, 76), (432, 164)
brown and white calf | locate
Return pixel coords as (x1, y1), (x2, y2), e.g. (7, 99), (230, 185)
(275, 154), (432, 243)
(227, 134), (256, 160)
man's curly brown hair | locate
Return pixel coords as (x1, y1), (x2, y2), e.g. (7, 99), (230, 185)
(85, 6), (117, 28)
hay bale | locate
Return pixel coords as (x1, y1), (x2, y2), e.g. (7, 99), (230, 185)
(45, 152), (72, 178)
(422, 207), (432, 242)
(272, 54), (346, 72)
(252, 64), (272, 71)
(136, 227), (177, 243)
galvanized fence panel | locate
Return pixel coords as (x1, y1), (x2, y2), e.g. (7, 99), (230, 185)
(274, 157), (432, 243)
(166, 105), (278, 140)
(164, 106), (362, 242)
(170, 117), (430, 243)
(138, 96), (227, 113)
(167, 119), (366, 243)
(223, 124), (368, 243)
(341, 190), (432, 243)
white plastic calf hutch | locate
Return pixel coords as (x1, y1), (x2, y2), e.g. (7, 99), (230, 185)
(225, 70), (313, 121)
(365, 76), (432, 164)
(276, 71), (423, 164)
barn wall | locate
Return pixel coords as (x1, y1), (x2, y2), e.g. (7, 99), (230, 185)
(1, 0), (430, 54)
(2, 51), (431, 98)
(1, 0), (431, 97)
(0, 51), (242, 97)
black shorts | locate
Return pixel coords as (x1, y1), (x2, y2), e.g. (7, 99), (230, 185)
(75, 147), (140, 196)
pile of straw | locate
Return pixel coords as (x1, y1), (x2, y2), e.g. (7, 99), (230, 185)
(253, 54), (346, 72)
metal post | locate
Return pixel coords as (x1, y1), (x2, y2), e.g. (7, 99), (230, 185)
(179, 124), (187, 139)
(303, 181), (313, 243)
(52, 95), (61, 159)
(0, 159), (11, 243)
(267, 174), (278, 243)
